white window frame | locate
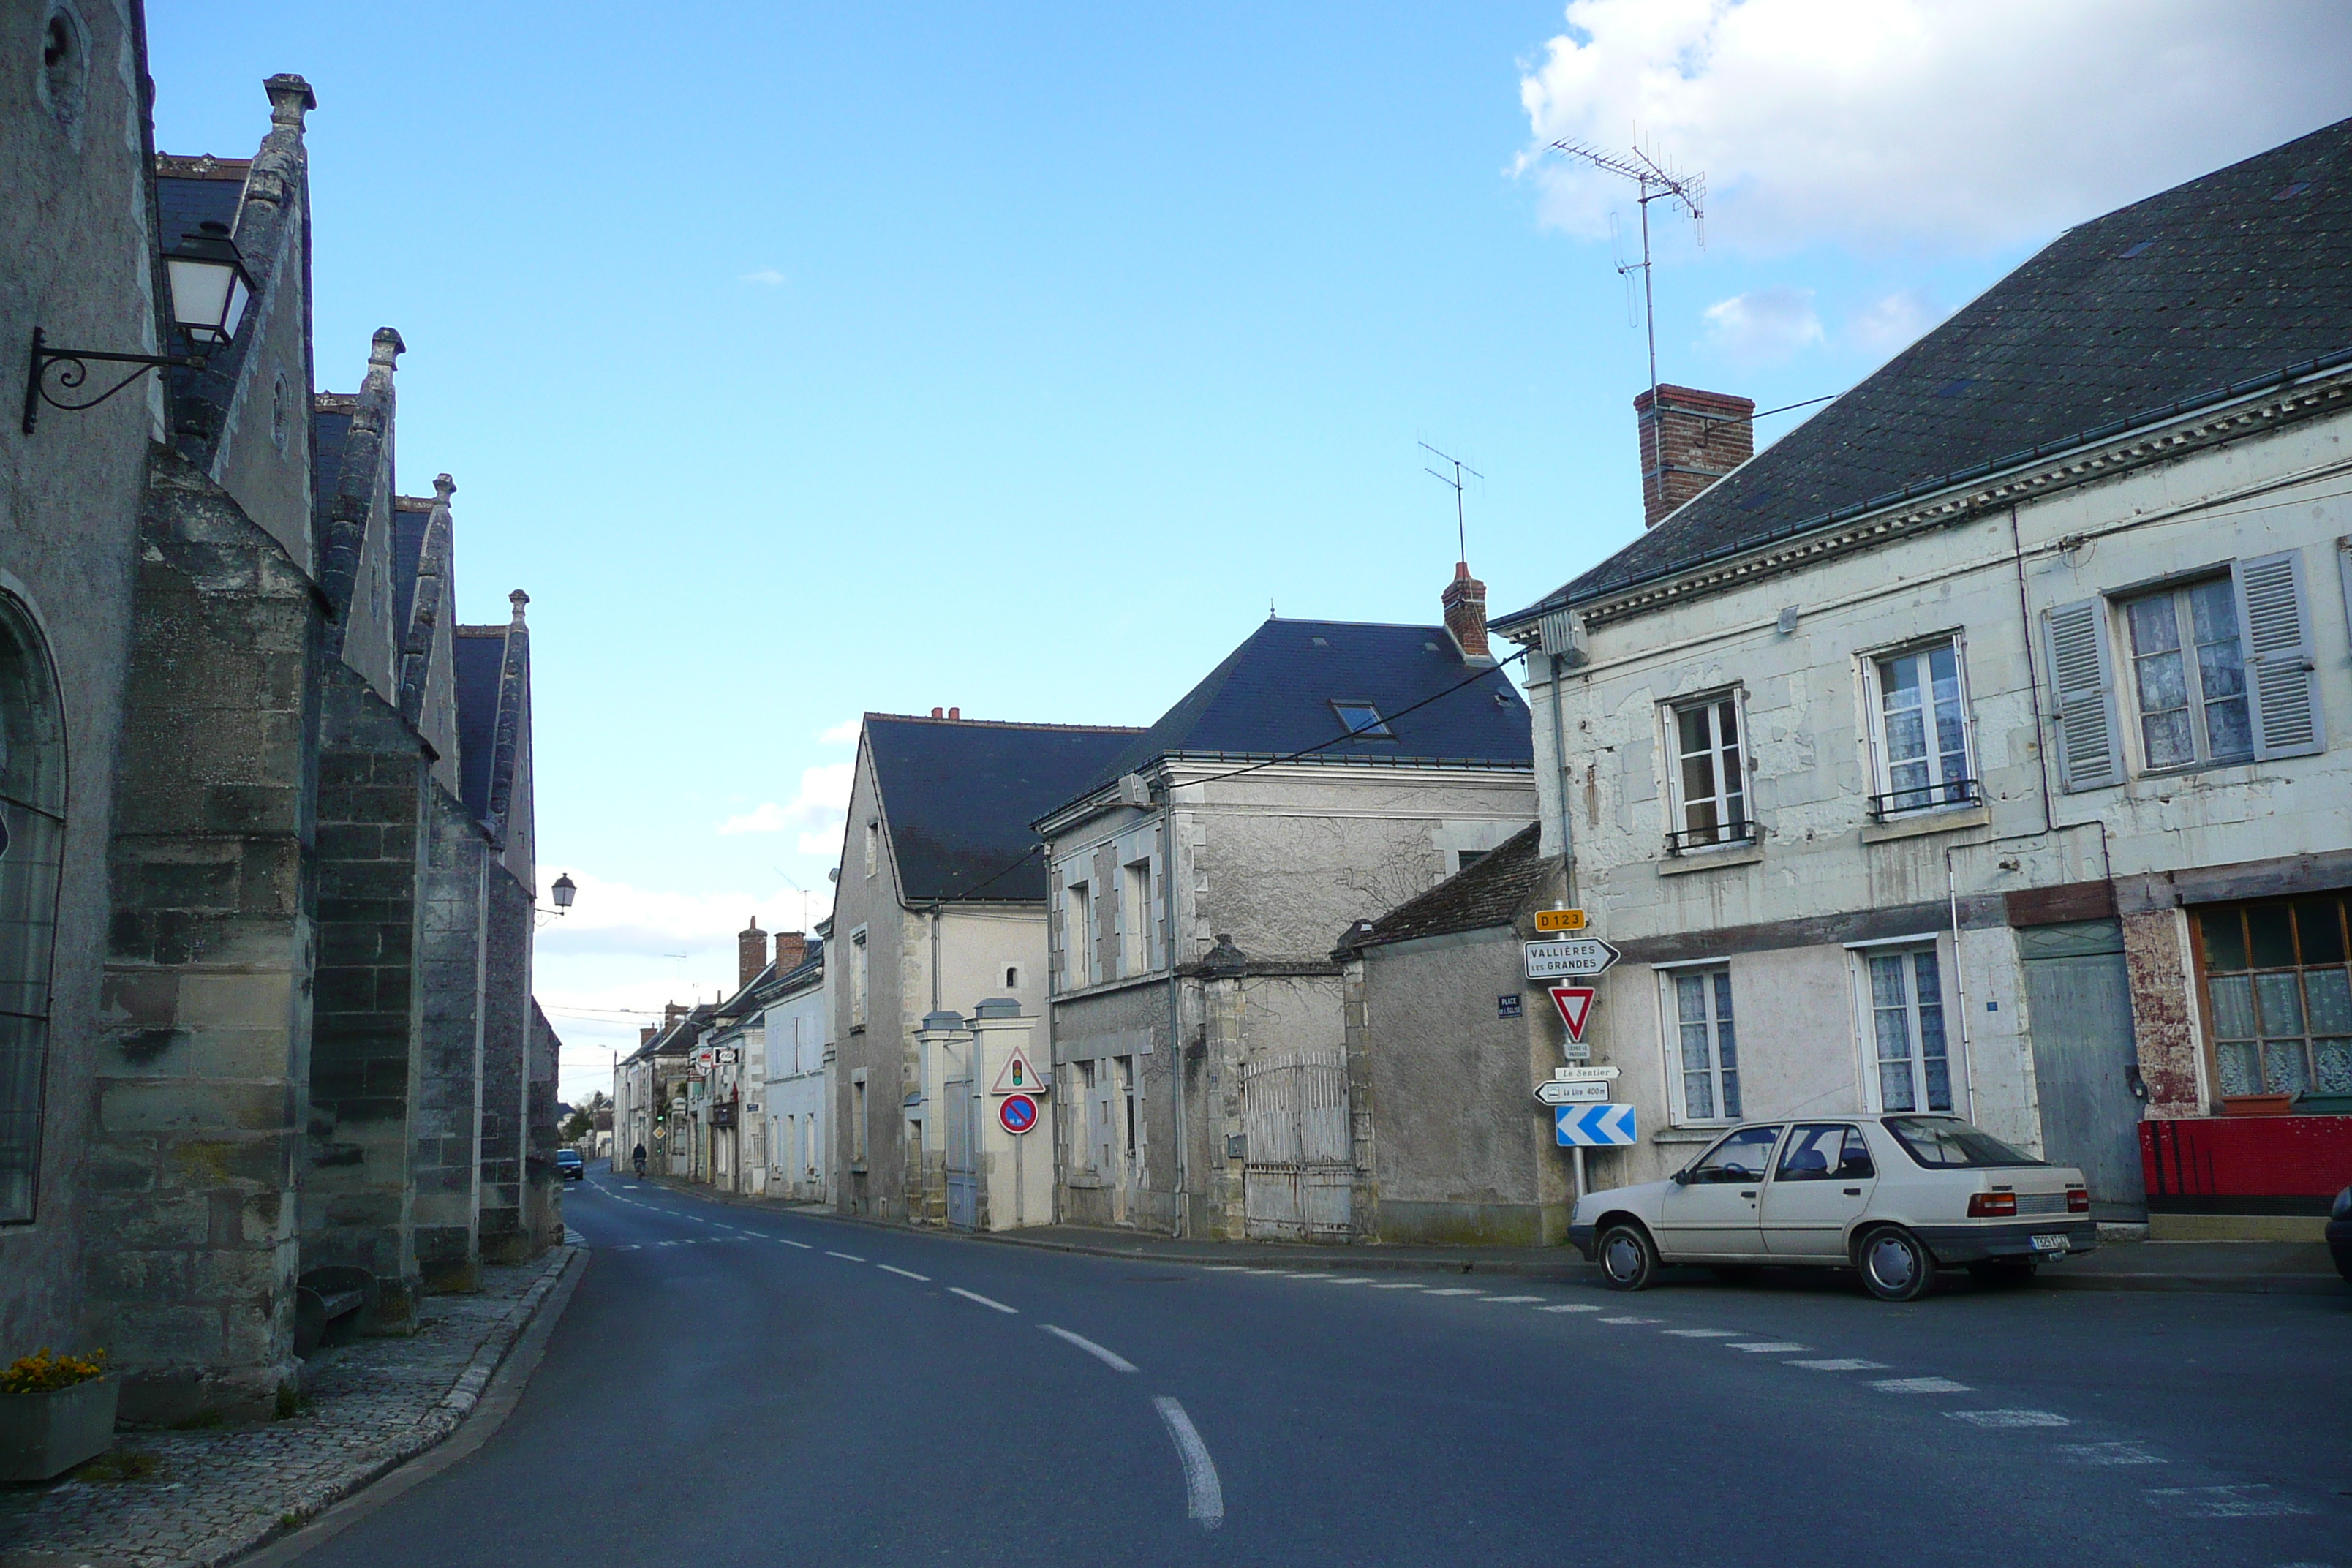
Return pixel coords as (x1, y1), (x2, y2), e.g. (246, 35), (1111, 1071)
(2117, 576), (2254, 773)
(848, 927), (869, 1030)
(1861, 633), (1978, 818)
(1848, 938), (1959, 1115)
(1066, 880), (1095, 990)
(864, 819), (880, 880)
(1662, 688), (1753, 854)
(1120, 858), (1155, 977)
(1655, 961), (1742, 1126)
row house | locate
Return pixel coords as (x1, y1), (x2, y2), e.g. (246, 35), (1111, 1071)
(761, 933), (830, 1203)
(3, 21), (561, 1426)
(1033, 587), (1537, 1240)
(1485, 118), (2352, 1240)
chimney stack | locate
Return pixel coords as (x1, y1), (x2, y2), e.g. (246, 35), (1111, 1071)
(947, 706), (960, 720)
(772, 930), (807, 975)
(1635, 385), (1754, 527)
(1441, 561), (1491, 663)
(663, 1001), (686, 1028)
(738, 916), (768, 990)
(639, 1025), (656, 1047)
(930, 707), (943, 718)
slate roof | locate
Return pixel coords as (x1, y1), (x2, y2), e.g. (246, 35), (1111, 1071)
(1335, 823), (1546, 957)
(312, 407), (352, 500)
(1499, 116), (2352, 624)
(155, 173), (243, 251)
(1066, 619), (1532, 813)
(865, 716), (1142, 904)
(453, 630), (507, 823)
(391, 500), (431, 638)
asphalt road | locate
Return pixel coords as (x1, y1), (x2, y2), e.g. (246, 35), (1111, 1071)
(290, 1171), (2352, 1567)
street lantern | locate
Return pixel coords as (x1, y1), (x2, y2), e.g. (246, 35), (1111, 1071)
(23, 220), (256, 434)
(550, 872), (577, 911)
(164, 222), (256, 350)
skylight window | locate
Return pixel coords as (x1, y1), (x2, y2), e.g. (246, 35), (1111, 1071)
(1332, 701), (1392, 739)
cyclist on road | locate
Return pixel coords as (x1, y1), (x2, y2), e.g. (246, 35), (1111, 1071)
(631, 1142), (647, 1178)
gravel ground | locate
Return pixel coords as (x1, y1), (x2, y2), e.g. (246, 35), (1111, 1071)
(0, 1241), (578, 1568)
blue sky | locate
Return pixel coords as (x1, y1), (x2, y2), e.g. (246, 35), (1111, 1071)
(145, 1), (2352, 1095)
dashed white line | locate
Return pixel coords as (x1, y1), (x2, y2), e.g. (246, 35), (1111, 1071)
(1662, 1328), (1742, 1338)
(949, 1287), (1019, 1314)
(878, 1264), (931, 1282)
(1477, 1295), (1545, 1304)
(776, 1238), (813, 1249)
(1369, 1282), (1425, 1290)
(2145, 1485), (2310, 1518)
(1153, 1397), (1224, 1531)
(1787, 1358), (1888, 1371)
(1951, 1410), (2070, 1428)
(826, 1251), (867, 1262)
(1597, 1315), (1662, 1324)
(2058, 1443), (2165, 1466)
(1424, 1288), (1485, 1297)
(1871, 1376), (1972, 1394)
(1312, 1277), (1376, 1286)
(1041, 1324), (1137, 1373)
(1726, 1341), (1809, 1353)
(1537, 1304), (1602, 1313)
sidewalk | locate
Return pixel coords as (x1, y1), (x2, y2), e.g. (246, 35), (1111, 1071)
(638, 1175), (2345, 1294)
(0, 1242), (582, 1568)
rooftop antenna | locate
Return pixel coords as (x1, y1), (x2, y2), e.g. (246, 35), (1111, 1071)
(1418, 442), (1482, 563)
(1550, 136), (1705, 415)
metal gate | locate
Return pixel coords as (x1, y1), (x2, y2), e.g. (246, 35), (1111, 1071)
(2019, 919), (2146, 1215)
(944, 1074), (978, 1231)
(1240, 1048), (1354, 1242)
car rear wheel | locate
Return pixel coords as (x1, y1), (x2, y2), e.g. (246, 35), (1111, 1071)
(1856, 1226), (1934, 1302)
(1598, 1222), (1659, 1292)
(1966, 1259), (2039, 1286)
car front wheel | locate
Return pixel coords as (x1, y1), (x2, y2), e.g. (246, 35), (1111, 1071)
(1856, 1226), (1934, 1302)
(1598, 1221), (1659, 1292)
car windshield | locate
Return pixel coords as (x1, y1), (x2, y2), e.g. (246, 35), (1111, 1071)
(1884, 1116), (2043, 1169)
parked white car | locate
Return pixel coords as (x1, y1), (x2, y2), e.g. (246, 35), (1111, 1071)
(1567, 1115), (2095, 1301)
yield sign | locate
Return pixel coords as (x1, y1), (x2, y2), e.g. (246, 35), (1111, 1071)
(1547, 986), (1596, 1044)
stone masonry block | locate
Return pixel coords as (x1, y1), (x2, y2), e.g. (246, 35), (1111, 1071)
(177, 971), (293, 1029)
(102, 1081), (289, 1135)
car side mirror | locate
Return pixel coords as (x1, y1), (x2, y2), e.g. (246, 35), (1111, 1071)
(1670, 1169), (1691, 1187)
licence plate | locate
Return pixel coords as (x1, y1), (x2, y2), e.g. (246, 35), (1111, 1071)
(2030, 1232), (2070, 1252)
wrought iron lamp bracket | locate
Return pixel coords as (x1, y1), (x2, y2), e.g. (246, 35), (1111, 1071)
(22, 327), (204, 435)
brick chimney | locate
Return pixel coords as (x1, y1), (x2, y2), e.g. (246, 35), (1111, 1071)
(663, 1001), (686, 1028)
(772, 930), (807, 975)
(639, 1024), (656, 1046)
(738, 916), (768, 990)
(1635, 385), (1754, 527)
(1441, 561), (1490, 663)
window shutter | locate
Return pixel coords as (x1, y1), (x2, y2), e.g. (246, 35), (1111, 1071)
(2043, 599), (2124, 791)
(2232, 550), (2324, 760)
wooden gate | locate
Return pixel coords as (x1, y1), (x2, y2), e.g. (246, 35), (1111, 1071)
(1240, 1048), (1353, 1242)
(944, 1073), (978, 1231)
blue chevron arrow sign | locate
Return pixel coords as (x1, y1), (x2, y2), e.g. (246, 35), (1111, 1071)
(1555, 1103), (1637, 1147)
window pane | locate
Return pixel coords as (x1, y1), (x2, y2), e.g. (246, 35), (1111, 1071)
(2127, 595), (2181, 655)
(1684, 1069), (1715, 1121)
(1675, 973), (1708, 1025)
(2195, 636), (2246, 701)
(2141, 706), (2195, 769)
(1884, 708), (1928, 766)
(2215, 1039), (2261, 1096)
(2254, 972), (2305, 1037)
(1719, 1068), (1741, 1121)
(2306, 969), (2351, 1036)
(2294, 900), (2348, 966)
(0, 1013), (43, 1222)
(1840, 1128), (1877, 1177)
(1678, 705), (1711, 757)
(2247, 905), (2297, 969)
(2315, 1039), (2352, 1094)
(2201, 911), (2249, 972)
(2207, 974), (2257, 1040)
(1680, 1021), (1711, 1073)
(2187, 579), (2239, 649)
(2262, 1041), (2310, 1095)
(1883, 1116), (2043, 1168)
(1870, 954), (1907, 1011)
(2204, 696), (2252, 761)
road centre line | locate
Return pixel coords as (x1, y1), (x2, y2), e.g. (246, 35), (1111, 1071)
(1872, 1377), (1972, 1393)
(1368, 1282), (1425, 1290)
(1662, 1328), (1741, 1338)
(1537, 1304), (1602, 1313)
(776, 1238), (812, 1248)
(1312, 1277), (1374, 1286)
(1787, 1358), (1887, 1371)
(1597, 1316), (1661, 1324)
(1950, 1410), (2071, 1428)
(1727, 1342), (1809, 1353)
(826, 1251), (867, 1262)
(2059, 1443), (2165, 1466)
(1477, 1295), (1545, 1304)
(1041, 1324), (1137, 1373)
(1153, 1397), (1224, 1531)
(949, 1287), (1019, 1314)
(1423, 1288), (1483, 1297)
(878, 1264), (931, 1282)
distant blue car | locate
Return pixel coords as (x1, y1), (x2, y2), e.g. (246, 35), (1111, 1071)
(556, 1148), (585, 1181)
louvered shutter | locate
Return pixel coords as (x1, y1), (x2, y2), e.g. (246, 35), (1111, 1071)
(2043, 599), (2124, 791)
(2232, 550), (2324, 759)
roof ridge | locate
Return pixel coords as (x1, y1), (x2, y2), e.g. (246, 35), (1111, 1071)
(864, 712), (1146, 734)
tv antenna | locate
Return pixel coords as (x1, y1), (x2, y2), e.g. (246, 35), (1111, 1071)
(1418, 442), (1482, 562)
(1550, 137), (1705, 412)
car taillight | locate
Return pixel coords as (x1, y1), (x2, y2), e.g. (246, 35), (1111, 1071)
(2067, 1186), (2090, 1213)
(1967, 1192), (2017, 1218)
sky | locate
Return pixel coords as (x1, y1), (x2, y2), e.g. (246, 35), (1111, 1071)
(144, 1), (2352, 1102)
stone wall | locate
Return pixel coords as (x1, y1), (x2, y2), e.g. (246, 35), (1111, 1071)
(412, 785), (486, 1291)
(475, 871), (533, 1263)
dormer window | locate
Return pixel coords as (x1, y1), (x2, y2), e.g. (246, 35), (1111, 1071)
(1331, 701), (1392, 739)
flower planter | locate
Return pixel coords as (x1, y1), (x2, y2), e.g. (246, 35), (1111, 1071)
(0, 1374), (118, 1482)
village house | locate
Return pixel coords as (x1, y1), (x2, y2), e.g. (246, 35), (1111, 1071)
(1033, 579), (1536, 1241)
(829, 711), (1139, 1226)
(761, 933), (830, 1202)
(1488, 119), (2352, 1240)
(1, 31), (562, 1426)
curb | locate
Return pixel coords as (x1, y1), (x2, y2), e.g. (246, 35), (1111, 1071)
(224, 1245), (588, 1567)
(622, 1172), (2347, 1296)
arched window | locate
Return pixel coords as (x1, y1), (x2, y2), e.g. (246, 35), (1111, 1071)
(0, 596), (66, 1224)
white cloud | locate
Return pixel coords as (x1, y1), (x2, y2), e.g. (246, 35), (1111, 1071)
(1518, 0), (2352, 255)
(818, 717), (862, 745)
(740, 268), (788, 286)
(717, 761), (853, 849)
(1702, 285), (1823, 362)
(1847, 288), (1944, 358)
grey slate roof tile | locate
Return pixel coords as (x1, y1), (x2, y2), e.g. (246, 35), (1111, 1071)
(1338, 823), (1546, 954)
(1499, 116), (2352, 623)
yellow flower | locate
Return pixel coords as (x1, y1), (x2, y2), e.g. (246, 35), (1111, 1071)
(0, 1348), (108, 1394)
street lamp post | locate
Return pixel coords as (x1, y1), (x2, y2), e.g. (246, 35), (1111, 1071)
(23, 219), (257, 434)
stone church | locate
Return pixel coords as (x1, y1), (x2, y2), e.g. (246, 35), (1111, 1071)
(1, 6), (560, 1422)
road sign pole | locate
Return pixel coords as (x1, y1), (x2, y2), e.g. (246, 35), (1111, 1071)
(1573, 1147), (1586, 1207)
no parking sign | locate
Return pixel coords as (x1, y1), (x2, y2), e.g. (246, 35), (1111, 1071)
(998, 1093), (1039, 1136)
